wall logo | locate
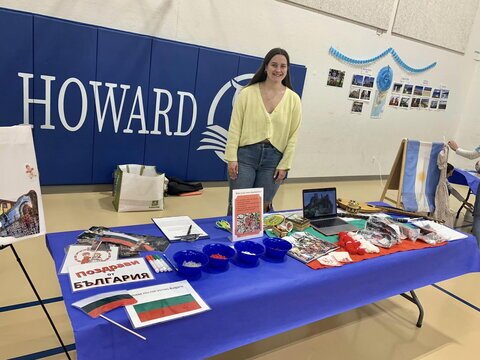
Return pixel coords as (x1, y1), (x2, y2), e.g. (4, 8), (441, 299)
(197, 73), (254, 163)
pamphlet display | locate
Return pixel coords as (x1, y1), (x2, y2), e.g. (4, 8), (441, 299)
(231, 188), (264, 242)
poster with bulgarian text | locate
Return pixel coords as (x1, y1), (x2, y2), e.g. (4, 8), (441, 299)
(231, 188), (263, 242)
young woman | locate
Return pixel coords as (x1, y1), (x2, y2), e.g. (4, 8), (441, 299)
(225, 48), (302, 214)
(448, 140), (480, 246)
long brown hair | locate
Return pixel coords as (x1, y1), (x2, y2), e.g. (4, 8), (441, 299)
(248, 48), (293, 90)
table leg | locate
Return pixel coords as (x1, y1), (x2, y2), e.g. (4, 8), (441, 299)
(456, 189), (473, 219)
(400, 290), (424, 327)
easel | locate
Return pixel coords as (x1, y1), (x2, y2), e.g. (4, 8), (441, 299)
(379, 138), (424, 327)
(0, 242), (72, 360)
(380, 139), (407, 207)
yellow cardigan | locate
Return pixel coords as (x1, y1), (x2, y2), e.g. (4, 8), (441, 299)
(224, 83), (302, 170)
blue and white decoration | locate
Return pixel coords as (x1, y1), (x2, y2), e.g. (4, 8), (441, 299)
(402, 140), (444, 213)
(376, 66), (393, 92)
(329, 47), (436, 73)
(370, 65), (393, 119)
(0, 8), (307, 185)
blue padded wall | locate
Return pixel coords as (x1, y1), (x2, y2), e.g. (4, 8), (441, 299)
(187, 49), (239, 181)
(92, 29), (152, 183)
(0, 9), (33, 127)
(0, 8), (307, 185)
(144, 40), (199, 180)
(33, 17), (97, 185)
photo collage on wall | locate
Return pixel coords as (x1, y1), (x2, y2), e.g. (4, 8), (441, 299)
(348, 74), (375, 114)
(326, 68), (345, 88)
(389, 83), (449, 111)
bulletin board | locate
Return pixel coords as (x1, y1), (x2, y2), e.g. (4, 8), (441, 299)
(284, 0), (395, 30)
(392, 0), (479, 53)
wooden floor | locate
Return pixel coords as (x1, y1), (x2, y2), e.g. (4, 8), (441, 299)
(0, 179), (478, 360)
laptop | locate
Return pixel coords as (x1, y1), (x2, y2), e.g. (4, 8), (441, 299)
(302, 187), (358, 236)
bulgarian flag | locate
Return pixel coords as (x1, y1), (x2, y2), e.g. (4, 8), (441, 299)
(72, 290), (138, 318)
(133, 294), (201, 322)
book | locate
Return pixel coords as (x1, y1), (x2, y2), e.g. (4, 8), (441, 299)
(283, 232), (339, 263)
(152, 216), (208, 242)
(125, 280), (210, 328)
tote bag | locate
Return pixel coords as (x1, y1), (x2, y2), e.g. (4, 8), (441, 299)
(0, 125), (46, 245)
(113, 165), (165, 212)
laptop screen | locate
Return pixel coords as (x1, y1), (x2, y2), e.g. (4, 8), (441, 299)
(302, 188), (338, 220)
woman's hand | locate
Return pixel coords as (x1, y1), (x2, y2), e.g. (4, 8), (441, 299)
(274, 169), (287, 184)
(448, 140), (459, 151)
(228, 161), (238, 180)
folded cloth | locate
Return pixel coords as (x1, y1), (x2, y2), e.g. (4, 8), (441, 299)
(166, 176), (203, 195)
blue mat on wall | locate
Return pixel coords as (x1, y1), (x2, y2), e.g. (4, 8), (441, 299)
(0, 7), (307, 185)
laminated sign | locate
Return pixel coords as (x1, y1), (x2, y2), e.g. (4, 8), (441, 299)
(0, 125), (46, 245)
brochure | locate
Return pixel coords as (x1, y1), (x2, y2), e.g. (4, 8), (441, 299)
(411, 220), (468, 241)
(152, 216), (208, 242)
(76, 226), (169, 257)
(231, 188), (263, 241)
(60, 244), (119, 274)
(283, 232), (339, 263)
(125, 280), (210, 329)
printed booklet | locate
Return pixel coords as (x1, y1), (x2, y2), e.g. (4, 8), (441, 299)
(283, 232), (339, 263)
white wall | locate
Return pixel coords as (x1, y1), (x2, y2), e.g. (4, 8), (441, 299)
(1, 0), (479, 176)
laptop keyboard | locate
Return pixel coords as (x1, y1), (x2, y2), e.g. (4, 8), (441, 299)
(312, 218), (346, 228)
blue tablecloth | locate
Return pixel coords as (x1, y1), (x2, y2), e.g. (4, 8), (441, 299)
(449, 168), (480, 194)
(46, 217), (480, 360)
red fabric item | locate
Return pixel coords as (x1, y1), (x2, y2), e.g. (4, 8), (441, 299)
(307, 240), (446, 270)
(177, 190), (203, 196)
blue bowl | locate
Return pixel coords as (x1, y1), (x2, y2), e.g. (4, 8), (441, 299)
(203, 243), (236, 269)
(263, 237), (292, 260)
(234, 240), (265, 265)
(173, 250), (209, 277)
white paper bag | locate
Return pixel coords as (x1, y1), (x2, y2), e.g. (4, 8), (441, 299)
(0, 125), (46, 245)
(113, 165), (165, 212)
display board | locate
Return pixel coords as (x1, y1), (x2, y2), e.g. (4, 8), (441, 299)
(392, 0), (479, 53)
(0, 8), (307, 184)
(284, 0), (395, 30)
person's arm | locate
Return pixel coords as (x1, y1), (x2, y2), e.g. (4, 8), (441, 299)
(455, 148), (480, 160)
(448, 140), (480, 160)
(276, 96), (302, 171)
(225, 90), (246, 179)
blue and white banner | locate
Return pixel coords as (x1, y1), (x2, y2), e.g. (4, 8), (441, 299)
(0, 8), (307, 185)
(402, 140), (444, 212)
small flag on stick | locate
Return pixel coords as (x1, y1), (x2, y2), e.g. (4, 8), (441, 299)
(72, 290), (146, 340)
(72, 290), (137, 318)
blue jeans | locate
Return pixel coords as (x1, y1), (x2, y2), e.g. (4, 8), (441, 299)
(227, 142), (283, 215)
(473, 185), (480, 247)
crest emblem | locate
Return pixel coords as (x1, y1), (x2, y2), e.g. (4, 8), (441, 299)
(197, 73), (254, 162)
